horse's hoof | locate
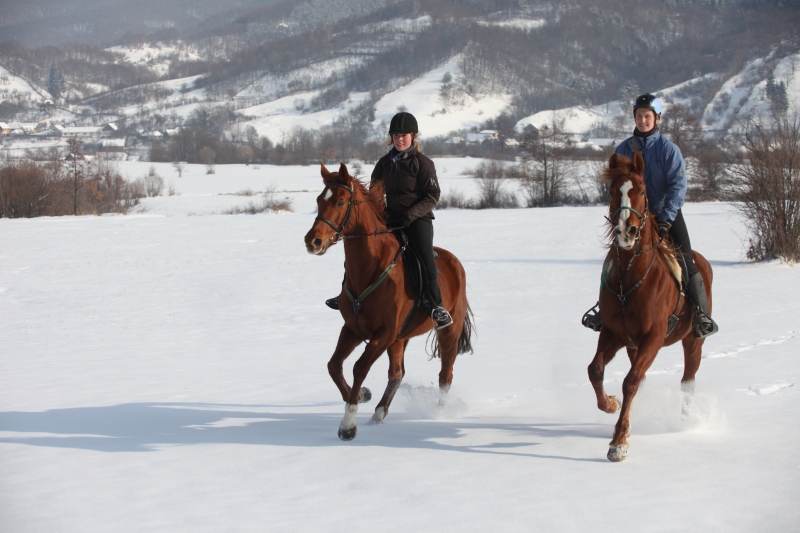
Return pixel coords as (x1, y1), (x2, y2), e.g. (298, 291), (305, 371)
(368, 407), (386, 425)
(358, 387), (372, 403)
(338, 426), (357, 441)
(607, 444), (629, 462)
(607, 395), (621, 414)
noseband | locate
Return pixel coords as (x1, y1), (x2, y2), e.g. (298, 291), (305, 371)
(315, 182), (356, 244)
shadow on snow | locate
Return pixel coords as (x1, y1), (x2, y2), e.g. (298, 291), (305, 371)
(0, 402), (607, 463)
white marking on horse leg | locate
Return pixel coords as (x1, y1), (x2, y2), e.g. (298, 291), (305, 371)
(340, 403), (358, 430)
(323, 188), (333, 201)
(369, 406), (386, 424)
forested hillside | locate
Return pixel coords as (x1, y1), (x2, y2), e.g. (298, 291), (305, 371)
(0, 0), (798, 165)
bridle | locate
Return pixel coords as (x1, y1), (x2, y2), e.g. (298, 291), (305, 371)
(315, 182), (357, 244)
(314, 181), (402, 244)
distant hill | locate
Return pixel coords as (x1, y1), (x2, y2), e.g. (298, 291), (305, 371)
(0, 0), (798, 160)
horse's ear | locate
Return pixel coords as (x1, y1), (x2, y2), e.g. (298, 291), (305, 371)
(338, 162), (349, 180)
(321, 162), (331, 182)
(632, 151), (645, 175)
(608, 153), (622, 169)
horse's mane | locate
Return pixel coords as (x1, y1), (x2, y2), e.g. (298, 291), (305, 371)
(351, 175), (387, 226)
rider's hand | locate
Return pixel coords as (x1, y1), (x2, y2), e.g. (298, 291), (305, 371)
(657, 222), (671, 237)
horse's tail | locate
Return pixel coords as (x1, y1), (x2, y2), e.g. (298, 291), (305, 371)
(426, 299), (475, 359)
(457, 300), (475, 355)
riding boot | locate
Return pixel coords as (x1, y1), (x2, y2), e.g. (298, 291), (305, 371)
(426, 280), (453, 330)
(686, 272), (719, 338)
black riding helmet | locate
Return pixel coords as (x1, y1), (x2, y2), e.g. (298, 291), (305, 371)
(389, 112), (418, 134)
(632, 93), (663, 117)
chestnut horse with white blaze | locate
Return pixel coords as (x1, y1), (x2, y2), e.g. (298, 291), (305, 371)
(589, 152), (713, 462)
(304, 163), (474, 441)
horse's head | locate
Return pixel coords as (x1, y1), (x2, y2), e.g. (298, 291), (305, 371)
(304, 162), (357, 255)
(605, 152), (648, 250)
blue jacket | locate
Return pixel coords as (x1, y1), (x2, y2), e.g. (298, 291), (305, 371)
(615, 131), (686, 224)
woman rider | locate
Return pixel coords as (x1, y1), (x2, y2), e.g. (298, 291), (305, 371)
(326, 111), (453, 330)
(584, 93), (718, 338)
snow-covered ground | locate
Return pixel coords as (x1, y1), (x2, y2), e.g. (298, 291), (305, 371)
(1, 161), (799, 532)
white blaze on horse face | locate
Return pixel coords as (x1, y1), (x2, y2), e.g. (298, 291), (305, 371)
(617, 180), (634, 247)
(323, 188), (333, 201)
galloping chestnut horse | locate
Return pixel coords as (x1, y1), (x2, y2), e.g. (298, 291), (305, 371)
(304, 163), (474, 441)
(588, 152), (713, 462)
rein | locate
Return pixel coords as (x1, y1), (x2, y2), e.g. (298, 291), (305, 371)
(604, 197), (666, 345)
(316, 180), (406, 343)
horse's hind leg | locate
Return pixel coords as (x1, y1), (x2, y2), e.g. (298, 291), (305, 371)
(680, 335), (704, 413)
(370, 339), (408, 424)
(328, 326), (364, 403)
(588, 328), (625, 414)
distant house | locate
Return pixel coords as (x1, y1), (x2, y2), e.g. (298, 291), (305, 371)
(97, 138), (126, 159)
(444, 136), (464, 145)
(521, 124), (539, 139)
(61, 123), (119, 138)
(8, 122), (43, 134)
(0, 122), (10, 135)
(588, 138), (619, 149)
(62, 126), (104, 138)
(465, 130), (499, 143)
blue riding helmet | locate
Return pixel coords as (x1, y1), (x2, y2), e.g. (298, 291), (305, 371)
(633, 94), (662, 117)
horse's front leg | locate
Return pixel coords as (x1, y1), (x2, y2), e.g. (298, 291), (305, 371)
(338, 330), (393, 441)
(588, 328), (625, 414)
(370, 339), (408, 424)
(328, 326), (364, 403)
(608, 332), (664, 462)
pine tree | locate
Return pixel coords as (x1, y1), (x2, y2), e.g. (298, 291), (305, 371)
(47, 65), (66, 100)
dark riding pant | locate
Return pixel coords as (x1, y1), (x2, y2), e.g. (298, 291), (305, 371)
(404, 217), (443, 307)
(669, 209), (698, 279)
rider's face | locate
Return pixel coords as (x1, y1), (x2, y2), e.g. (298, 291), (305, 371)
(392, 133), (413, 152)
(635, 109), (659, 133)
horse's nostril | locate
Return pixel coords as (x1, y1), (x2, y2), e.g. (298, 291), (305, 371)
(313, 238), (322, 247)
(627, 227), (637, 237)
(614, 228), (622, 235)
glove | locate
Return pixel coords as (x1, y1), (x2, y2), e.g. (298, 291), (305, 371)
(398, 215), (412, 228)
(657, 222), (671, 237)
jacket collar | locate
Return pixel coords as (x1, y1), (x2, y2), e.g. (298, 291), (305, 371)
(390, 145), (418, 162)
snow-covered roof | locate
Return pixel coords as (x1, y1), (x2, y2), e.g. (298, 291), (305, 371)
(99, 139), (126, 147)
(588, 138), (619, 147)
(63, 127), (104, 134)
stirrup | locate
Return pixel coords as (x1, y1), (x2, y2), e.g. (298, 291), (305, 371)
(582, 302), (602, 332)
(431, 306), (453, 330)
(692, 310), (718, 338)
(325, 297), (340, 310)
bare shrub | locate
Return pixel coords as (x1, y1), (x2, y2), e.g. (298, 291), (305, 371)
(468, 159), (518, 209)
(143, 166), (164, 197)
(438, 188), (474, 209)
(730, 112), (800, 262)
(0, 159), (59, 217)
(224, 184), (293, 214)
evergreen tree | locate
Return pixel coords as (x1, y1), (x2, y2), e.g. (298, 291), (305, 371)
(47, 65), (66, 100)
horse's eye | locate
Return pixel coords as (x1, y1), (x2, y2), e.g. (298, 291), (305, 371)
(640, 191), (645, 197)
(337, 200), (344, 207)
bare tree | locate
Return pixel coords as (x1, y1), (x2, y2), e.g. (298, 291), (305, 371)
(518, 116), (577, 207)
(65, 137), (86, 216)
(730, 111), (800, 262)
(172, 160), (186, 178)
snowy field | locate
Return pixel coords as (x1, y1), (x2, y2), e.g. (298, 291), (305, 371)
(1, 161), (798, 532)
